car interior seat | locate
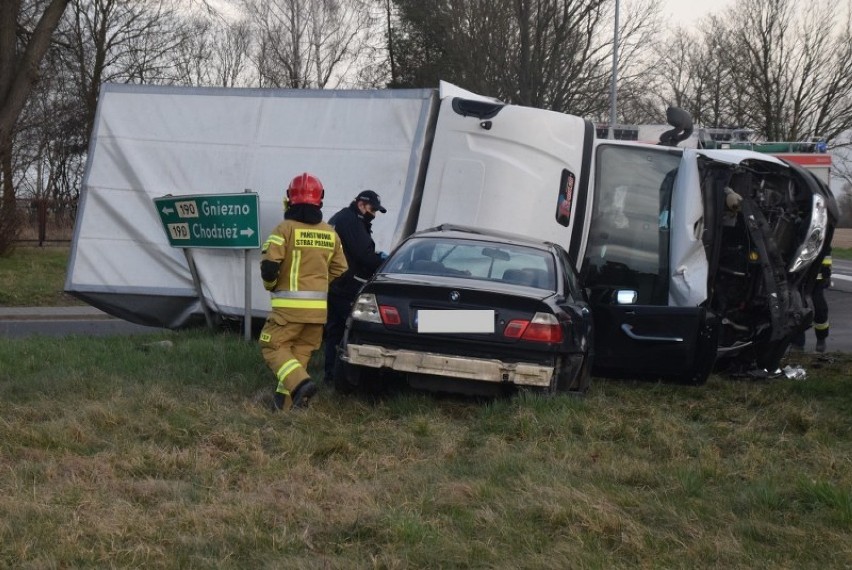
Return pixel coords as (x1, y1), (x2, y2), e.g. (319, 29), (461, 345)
(410, 259), (446, 275)
(501, 268), (536, 286)
(521, 268), (550, 289)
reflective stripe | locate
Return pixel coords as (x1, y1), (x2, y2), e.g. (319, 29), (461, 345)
(263, 235), (285, 252)
(822, 256), (832, 265)
(814, 321), (830, 331)
(271, 291), (327, 299)
(271, 298), (327, 309)
(276, 359), (301, 383)
(290, 250), (301, 291)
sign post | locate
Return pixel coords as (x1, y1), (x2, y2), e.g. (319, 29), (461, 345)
(154, 192), (261, 341)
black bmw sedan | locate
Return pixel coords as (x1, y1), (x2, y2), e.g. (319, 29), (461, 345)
(334, 225), (594, 397)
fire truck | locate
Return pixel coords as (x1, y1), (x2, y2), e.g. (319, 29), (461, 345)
(695, 127), (832, 184)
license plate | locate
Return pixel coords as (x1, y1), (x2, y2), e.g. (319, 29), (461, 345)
(417, 310), (495, 333)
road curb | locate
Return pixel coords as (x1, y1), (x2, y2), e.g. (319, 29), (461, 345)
(0, 307), (115, 321)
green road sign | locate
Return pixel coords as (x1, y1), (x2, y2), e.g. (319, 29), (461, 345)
(154, 193), (260, 249)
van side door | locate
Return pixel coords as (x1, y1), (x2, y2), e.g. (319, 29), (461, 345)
(581, 144), (718, 384)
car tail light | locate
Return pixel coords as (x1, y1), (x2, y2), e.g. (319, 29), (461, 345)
(504, 320), (528, 338)
(503, 312), (563, 343)
(351, 293), (382, 323)
(379, 305), (401, 325)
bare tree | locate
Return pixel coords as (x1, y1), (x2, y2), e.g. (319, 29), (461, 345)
(57, 0), (191, 138)
(212, 19), (253, 87)
(692, 0), (852, 142)
(245, 0), (380, 89)
(172, 16), (254, 87)
(599, 0), (662, 123)
(388, 0), (660, 118)
(0, 0), (70, 213)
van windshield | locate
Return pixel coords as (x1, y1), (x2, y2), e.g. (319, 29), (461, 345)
(582, 145), (681, 305)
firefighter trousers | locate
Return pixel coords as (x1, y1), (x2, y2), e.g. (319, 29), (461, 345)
(259, 315), (323, 407)
(792, 284), (830, 347)
(813, 283), (829, 340)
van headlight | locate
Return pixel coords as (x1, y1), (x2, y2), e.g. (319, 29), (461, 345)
(789, 194), (828, 273)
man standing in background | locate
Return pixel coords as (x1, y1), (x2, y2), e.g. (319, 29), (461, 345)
(323, 190), (388, 386)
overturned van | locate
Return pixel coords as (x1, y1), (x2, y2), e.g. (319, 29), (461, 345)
(67, 82), (836, 385)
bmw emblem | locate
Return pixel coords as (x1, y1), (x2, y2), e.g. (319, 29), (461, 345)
(449, 291), (460, 303)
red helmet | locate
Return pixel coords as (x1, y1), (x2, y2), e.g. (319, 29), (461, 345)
(286, 172), (324, 207)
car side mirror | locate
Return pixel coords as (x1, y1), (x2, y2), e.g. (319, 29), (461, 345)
(615, 289), (638, 305)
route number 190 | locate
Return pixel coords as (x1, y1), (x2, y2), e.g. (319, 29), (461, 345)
(167, 223), (190, 240)
(175, 200), (199, 218)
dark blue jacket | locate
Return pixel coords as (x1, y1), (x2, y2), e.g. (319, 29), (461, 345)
(328, 203), (384, 298)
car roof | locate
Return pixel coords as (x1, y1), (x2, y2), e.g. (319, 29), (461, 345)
(411, 224), (561, 251)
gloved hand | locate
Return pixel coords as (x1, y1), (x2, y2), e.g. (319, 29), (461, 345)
(378, 251), (389, 260)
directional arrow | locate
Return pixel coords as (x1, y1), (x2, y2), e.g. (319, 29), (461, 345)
(154, 193), (259, 249)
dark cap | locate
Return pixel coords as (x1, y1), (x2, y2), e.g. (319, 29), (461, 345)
(355, 190), (387, 213)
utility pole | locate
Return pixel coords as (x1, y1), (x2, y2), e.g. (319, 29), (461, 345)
(609, 0), (620, 140)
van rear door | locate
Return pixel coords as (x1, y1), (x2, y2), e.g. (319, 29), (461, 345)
(416, 96), (595, 267)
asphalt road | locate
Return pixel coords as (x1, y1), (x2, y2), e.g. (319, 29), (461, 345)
(1, 261), (850, 352)
(820, 258), (852, 353)
(0, 307), (165, 338)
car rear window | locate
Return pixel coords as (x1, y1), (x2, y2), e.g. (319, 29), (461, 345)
(385, 237), (556, 290)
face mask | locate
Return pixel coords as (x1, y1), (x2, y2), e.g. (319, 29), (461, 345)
(364, 212), (376, 222)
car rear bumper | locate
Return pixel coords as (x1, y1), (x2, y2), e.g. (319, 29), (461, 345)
(341, 343), (554, 387)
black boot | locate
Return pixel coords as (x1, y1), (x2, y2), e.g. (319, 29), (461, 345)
(291, 380), (318, 409)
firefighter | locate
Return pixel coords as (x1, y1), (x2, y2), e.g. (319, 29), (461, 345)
(323, 190), (388, 385)
(259, 172), (348, 411)
(791, 246), (832, 353)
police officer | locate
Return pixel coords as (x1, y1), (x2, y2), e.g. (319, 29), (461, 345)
(323, 190), (388, 385)
(259, 173), (348, 411)
(791, 246), (832, 353)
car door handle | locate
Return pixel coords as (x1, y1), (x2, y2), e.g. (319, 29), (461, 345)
(621, 324), (684, 343)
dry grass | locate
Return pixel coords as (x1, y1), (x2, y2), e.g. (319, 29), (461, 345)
(1, 331), (850, 568)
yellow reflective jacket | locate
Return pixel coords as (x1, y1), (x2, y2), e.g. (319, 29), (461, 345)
(261, 219), (348, 323)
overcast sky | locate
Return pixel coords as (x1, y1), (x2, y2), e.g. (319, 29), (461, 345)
(658, 0), (852, 29)
(657, 0), (737, 28)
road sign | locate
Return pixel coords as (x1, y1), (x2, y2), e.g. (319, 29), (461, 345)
(154, 193), (260, 249)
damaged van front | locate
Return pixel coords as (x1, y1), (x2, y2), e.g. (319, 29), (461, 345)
(695, 149), (836, 375)
(582, 142), (836, 383)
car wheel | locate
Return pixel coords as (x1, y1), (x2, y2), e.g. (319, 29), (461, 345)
(571, 356), (592, 394)
(333, 359), (361, 394)
(554, 354), (591, 394)
(334, 360), (388, 396)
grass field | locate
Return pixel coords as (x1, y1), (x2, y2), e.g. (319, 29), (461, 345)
(1, 242), (850, 567)
(0, 246), (83, 306)
(0, 330), (850, 568)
